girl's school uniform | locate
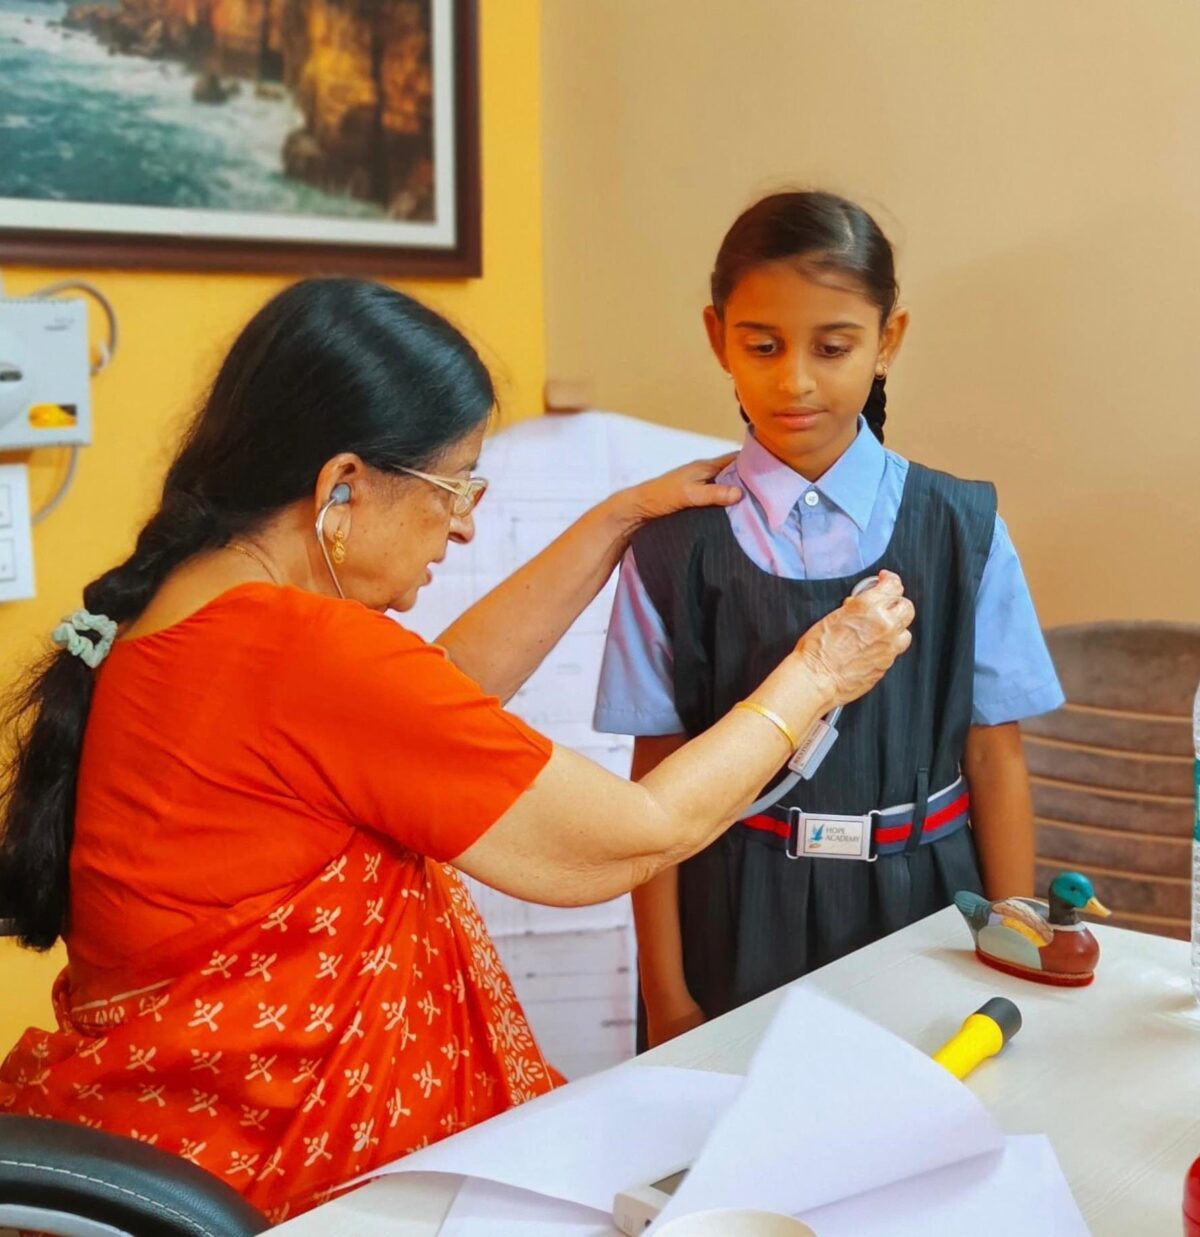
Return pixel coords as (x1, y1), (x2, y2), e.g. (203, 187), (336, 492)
(596, 421), (1063, 1018)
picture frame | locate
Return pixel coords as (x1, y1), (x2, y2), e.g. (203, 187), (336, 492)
(0, 0), (480, 277)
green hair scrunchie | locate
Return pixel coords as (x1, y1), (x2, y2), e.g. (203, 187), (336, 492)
(51, 609), (118, 670)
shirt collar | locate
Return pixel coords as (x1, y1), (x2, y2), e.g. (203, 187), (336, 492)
(735, 417), (887, 533)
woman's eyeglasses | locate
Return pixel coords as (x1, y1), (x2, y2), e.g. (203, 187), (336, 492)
(399, 467), (489, 517)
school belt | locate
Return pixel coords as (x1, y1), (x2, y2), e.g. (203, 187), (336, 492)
(739, 775), (970, 862)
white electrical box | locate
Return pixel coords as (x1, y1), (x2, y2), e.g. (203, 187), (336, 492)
(0, 298), (92, 451)
(0, 463), (35, 602)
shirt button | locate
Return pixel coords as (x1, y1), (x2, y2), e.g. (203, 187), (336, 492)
(803, 490), (820, 507)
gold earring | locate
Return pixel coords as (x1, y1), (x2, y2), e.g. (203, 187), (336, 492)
(330, 529), (347, 565)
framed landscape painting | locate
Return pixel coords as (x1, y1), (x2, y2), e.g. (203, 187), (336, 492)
(0, 0), (480, 275)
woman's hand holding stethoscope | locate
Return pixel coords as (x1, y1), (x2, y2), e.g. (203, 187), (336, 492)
(743, 571), (914, 816)
(796, 570), (914, 713)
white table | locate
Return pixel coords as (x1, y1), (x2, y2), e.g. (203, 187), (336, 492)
(275, 909), (1200, 1235)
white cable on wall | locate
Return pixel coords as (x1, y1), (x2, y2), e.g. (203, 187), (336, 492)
(31, 446), (80, 527)
(30, 279), (119, 377)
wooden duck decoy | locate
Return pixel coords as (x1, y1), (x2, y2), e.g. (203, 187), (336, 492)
(954, 871), (1111, 987)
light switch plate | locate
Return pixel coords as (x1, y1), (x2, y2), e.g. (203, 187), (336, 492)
(0, 464), (35, 601)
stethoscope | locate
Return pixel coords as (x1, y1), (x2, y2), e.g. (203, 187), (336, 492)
(742, 573), (881, 817)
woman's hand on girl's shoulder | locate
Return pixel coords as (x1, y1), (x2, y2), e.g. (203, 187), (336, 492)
(613, 454), (743, 532)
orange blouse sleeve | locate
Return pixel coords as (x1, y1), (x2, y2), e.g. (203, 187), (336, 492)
(263, 594), (553, 862)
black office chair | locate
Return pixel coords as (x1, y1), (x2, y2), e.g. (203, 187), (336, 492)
(0, 1114), (269, 1236)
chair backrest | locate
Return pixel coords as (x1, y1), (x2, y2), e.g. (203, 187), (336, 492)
(0, 1113), (269, 1237)
(1022, 622), (1200, 939)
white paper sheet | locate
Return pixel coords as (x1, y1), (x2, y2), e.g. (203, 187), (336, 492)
(441, 1179), (613, 1236)
(360, 1064), (742, 1213)
(360, 990), (1085, 1236)
(650, 988), (1005, 1227)
(799, 1134), (1089, 1235)
(436, 1135), (1087, 1236)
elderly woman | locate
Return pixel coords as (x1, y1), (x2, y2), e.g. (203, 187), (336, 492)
(0, 280), (912, 1220)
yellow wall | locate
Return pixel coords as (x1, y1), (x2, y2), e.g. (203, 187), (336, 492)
(0, 0), (543, 1044)
(542, 0), (1200, 629)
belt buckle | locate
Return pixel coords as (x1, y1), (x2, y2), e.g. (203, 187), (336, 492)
(787, 808), (877, 862)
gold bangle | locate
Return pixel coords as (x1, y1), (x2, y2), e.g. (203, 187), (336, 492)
(733, 700), (799, 750)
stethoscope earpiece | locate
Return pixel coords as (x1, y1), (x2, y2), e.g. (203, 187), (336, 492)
(314, 484), (352, 599)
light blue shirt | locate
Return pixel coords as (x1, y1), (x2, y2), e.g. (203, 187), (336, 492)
(595, 419), (1064, 735)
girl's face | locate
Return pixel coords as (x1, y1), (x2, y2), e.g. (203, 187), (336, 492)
(704, 260), (908, 479)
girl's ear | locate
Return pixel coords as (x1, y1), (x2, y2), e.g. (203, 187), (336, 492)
(877, 306), (910, 371)
(703, 305), (730, 372)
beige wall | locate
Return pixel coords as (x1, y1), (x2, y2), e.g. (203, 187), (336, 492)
(542, 0), (1200, 627)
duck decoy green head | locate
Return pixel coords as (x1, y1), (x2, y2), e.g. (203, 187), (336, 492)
(1049, 871), (1110, 916)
